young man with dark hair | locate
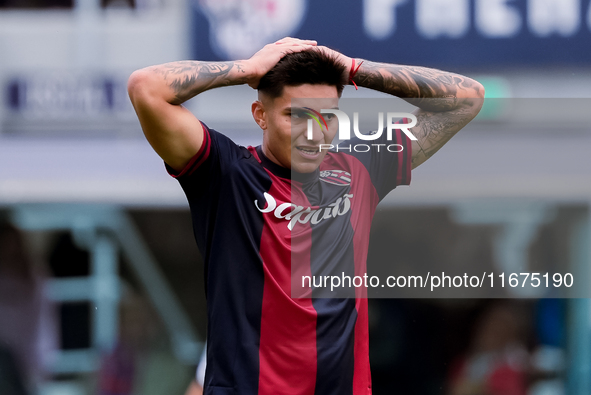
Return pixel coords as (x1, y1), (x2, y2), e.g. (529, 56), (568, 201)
(128, 37), (484, 394)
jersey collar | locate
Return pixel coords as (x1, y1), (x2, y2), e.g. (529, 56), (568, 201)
(255, 146), (319, 184)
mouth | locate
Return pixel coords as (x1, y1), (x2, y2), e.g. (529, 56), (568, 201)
(296, 146), (321, 159)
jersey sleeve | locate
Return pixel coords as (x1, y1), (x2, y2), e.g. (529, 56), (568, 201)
(340, 117), (412, 201)
(165, 122), (246, 200)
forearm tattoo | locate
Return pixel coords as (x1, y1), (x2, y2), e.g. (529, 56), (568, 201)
(353, 61), (484, 112)
(147, 61), (248, 105)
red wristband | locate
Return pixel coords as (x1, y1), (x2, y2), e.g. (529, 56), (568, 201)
(349, 59), (363, 90)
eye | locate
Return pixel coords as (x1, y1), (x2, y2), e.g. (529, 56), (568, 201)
(290, 109), (307, 120)
(323, 113), (335, 121)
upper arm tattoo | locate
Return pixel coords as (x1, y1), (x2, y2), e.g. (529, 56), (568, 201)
(148, 61), (248, 105)
(410, 105), (476, 169)
(353, 61), (484, 168)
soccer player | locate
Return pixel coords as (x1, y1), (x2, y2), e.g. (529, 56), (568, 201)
(128, 37), (484, 394)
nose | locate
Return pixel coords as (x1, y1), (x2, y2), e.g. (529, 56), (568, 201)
(305, 118), (327, 144)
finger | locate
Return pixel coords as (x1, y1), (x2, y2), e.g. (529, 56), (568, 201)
(275, 37), (317, 45)
(275, 42), (316, 50)
(275, 37), (295, 45)
(279, 45), (313, 56)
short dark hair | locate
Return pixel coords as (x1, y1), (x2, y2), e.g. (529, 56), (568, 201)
(257, 49), (348, 98)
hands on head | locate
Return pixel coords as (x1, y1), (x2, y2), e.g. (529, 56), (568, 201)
(245, 38), (353, 89)
(129, 37), (356, 173)
(245, 37), (316, 88)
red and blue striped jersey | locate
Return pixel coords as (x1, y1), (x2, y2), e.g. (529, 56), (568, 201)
(168, 122), (411, 395)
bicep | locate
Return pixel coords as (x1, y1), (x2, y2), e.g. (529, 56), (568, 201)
(410, 103), (480, 169)
(128, 71), (204, 172)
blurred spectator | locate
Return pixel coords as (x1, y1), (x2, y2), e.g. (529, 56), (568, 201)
(97, 292), (148, 395)
(0, 223), (58, 394)
(97, 289), (193, 395)
(98, 342), (136, 395)
(447, 302), (530, 395)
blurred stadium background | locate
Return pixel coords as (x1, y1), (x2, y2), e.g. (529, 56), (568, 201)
(1, 0), (590, 394)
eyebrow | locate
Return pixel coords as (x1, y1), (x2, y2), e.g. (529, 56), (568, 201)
(284, 106), (340, 113)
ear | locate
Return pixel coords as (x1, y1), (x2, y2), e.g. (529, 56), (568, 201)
(251, 100), (267, 130)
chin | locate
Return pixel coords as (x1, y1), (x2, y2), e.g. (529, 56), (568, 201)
(292, 161), (321, 174)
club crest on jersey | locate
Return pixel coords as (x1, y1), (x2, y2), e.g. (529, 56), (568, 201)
(254, 192), (353, 230)
(319, 170), (351, 186)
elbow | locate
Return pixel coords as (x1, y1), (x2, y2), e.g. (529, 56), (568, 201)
(474, 80), (485, 100)
(465, 79), (485, 115)
(464, 76), (485, 100)
(127, 69), (148, 104)
(127, 69), (160, 105)
(474, 81), (485, 114)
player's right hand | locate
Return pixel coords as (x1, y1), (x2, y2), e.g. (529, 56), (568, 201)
(244, 37), (317, 89)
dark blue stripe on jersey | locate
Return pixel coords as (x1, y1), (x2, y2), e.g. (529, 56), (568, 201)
(305, 181), (356, 395)
(313, 298), (357, 395)
(180, 129), (275, 394)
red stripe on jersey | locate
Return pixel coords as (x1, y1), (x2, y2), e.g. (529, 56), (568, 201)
(167, 122), (211, 178)
(188, 123), (212, 176)
(257, 171), (318, 395)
